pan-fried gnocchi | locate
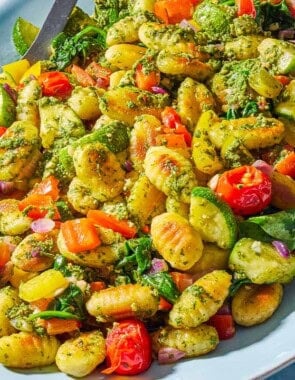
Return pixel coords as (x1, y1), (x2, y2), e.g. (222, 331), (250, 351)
(0, 286), (19, 337)
(0, 332), (59, 368)
(1, 0), (294, 377)
(169, 270), (232, 328)
(55, 331), (106, 377)
(151, 212), (203, 270)
(144, 146), (198, 203)
(86, 283), (159, 322)
(152, 324), (219, 357)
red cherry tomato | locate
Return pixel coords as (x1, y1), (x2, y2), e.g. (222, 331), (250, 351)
(208, 314), (236, 340)
(216, 165), (272, 216)
(236, 0), (256, 17)
(0, 126), (7, 137)
(38, 71), (72, 98)
(102, 319), (152, 376)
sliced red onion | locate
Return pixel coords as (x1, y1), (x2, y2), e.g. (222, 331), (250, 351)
(179, 19), (198, 33)
(272, 240), (290, 258)
(31, 218), (55, 234)
(148, 258), (169, 274)
(3, 83), (17, 104)
(278, 29), (295, 40)
(123, 160), (133, 172)
(252, 160), (273, 177)
(151, 86), (168, 95)
(208, 174), (220, 191)
(158, 347), (186, 364)
(0, 181), (14, 194)
(217, 302), (231, 315)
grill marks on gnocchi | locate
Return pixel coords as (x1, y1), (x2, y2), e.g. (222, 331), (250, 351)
(144, 146), (198, 203)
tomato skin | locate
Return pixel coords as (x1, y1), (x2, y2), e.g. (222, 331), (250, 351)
(0, 126), (7, 137)
(236, 0), (256, 17)
(161, 107), (182, 129)
(216, 165), (272, 216)
(208, 314), (236, 340)
(103, 319), (152, 376)
(38, 71), (72, 98)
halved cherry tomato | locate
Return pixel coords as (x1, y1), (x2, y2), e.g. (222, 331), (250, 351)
(236, 0), (256, 17)
(71, 64), (95, 87)
(0, 126), (7, 137)
(208, 314), (236, 340)
(102, 319), (152, 375)
(216, 165), (272, 216)
(158, 296), (173, 311)
(38, 71), (72, 97)
(161, 107), (182, 128)
(170, 272), (195, 292)
(274, 75), (291, 86)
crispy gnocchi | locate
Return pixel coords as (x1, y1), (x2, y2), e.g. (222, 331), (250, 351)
(0, 0), (294, 377)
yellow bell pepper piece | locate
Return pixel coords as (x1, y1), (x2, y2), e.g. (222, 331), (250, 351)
(2, 59), (30, 84)
(20, 61), (41, 83)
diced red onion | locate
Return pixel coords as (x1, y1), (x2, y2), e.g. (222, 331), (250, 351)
(252, 160), (273, 177)
(278, 30), (295, 40)
(149, 258), (169, 274)
(179, 19), (198, 33)
(151, 86), (168, 95)
(217, 302), (231, 315)
(0, 181), (14, 194)
(272, 240), (290, 258)
(2, 83), (17, 104)
(31, 218), (55, 234)
(123, 160), (133, 172)
(208, 174), (220, 191)
(158, 347), (186, 364)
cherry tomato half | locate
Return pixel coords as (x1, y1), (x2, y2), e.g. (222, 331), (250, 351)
(102, 319), (152, 376)
(216, 165), (272, 216)
(38, 71), (72, 98)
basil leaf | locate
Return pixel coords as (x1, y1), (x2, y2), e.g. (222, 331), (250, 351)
(238, 221), (273, 243)
(141, 272), (180, 304)
(248, 210), (295, 250)
(229, 278), (252, 297)
(116, 237), (152, 275)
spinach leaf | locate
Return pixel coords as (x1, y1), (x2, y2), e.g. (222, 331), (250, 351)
(52, 284), (85, 319)
(116, 237), (152, 275)
(50, 26), (106, 70)
(226, 108), (239, 120)
(254, 0), (295, 30)
(229, 278), (252, 297)
(248, 210), (295, 250)
(238, 221), (273, 243)
(141, 272), (180, 304)
(242, 101), (259, 117)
